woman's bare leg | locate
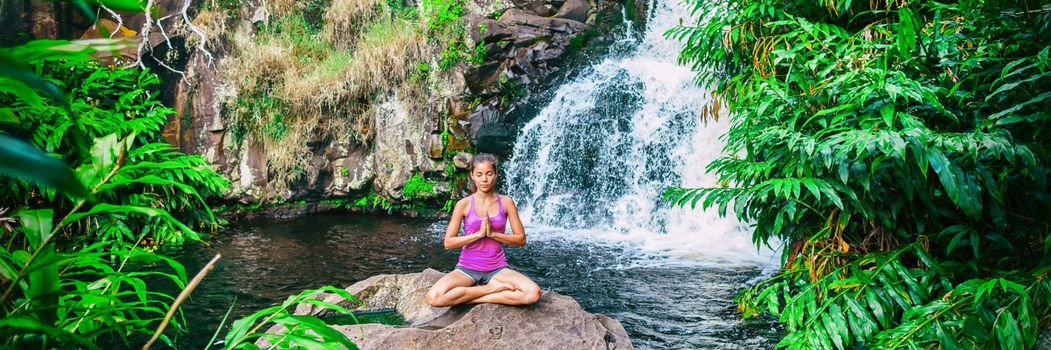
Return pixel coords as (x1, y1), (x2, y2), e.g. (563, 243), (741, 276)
(425, 270), (514, 307)
(466, 269), (542, 305)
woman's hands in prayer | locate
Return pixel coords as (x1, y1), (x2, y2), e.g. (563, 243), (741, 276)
(482, 211), (493, 237)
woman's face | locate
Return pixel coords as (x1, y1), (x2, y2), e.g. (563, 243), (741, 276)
(471, 162), (497, 192)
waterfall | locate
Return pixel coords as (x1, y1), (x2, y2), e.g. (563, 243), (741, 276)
(503, 0), (777, 267)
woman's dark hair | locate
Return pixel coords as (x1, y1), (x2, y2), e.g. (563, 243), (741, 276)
(471, 153), (499, 172)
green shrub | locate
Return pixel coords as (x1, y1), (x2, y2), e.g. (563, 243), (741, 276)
(668, 0), (1050, 348)
(403, 173), (436, 199)
(422, 0), (464, 31)
(0, 56), (228, 347)
(467, 39), (488, 65)
(353, 193), (394, 210)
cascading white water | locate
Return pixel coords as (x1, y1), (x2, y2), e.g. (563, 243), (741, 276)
(503, 0), (777, 267)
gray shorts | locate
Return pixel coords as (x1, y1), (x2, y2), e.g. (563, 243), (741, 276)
(455, 266), (507, 285)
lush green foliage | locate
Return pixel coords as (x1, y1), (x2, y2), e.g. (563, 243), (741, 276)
(3, 61), (228, 240)
(423, 0), (490, 72)
(422, 0), (465, 31)
(0, 39), (125, 200)
(0, 39), (370, 349)
(0, 39), (228, 346)
(668, 0), (1050, 348)
(221, 286), (362, 349)
(403, 173), (437, 199)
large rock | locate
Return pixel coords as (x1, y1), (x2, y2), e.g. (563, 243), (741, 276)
(259, 269), (634, 349)
(469, 103), (517, 154)
(554, 0), (590, 23)
(239, 141), (268, 188)
(499, 9), (589, 33)
(453, 152), (474, 170)
(326, 146), (375, 196)
(371, 93), (431, 199)
(464, 61), (504, 95)
(468, 16), (513, 44)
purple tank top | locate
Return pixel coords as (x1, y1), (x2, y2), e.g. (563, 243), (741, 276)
(457, 194), (508, 271)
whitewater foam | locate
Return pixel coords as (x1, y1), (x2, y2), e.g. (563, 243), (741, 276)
(497, 0), (780, 269)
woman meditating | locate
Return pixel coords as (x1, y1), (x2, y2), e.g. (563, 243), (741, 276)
(425, 154), (542, 307)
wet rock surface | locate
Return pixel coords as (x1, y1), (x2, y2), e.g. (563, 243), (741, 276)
(257, 269), (635, 350)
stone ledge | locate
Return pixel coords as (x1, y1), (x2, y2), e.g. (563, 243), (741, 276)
(258, 269), (634, 349)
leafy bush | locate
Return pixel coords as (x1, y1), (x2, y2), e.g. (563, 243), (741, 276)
(0, 48), (227, 346)
(668, 0), (1050, 348)
(4, 61), (228, 238)
(423, 0), (490, 72)
(403, 173), (436, 199)
(422, 0), (465, 31)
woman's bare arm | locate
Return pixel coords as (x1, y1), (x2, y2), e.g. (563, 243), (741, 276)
(488, 196), (526, 247)
(444, 199), (485, 250)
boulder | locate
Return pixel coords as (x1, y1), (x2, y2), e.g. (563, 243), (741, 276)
(453, 152), (474, 170)
(534, 41), (567, 64)
(258, 269), (634, 350)
(498, 9), (589, 34)
(554, 0), (590, 23)
(371, 93), (428, 199)
(484, 40), (515, 60)
(511, 25), (551, 47)
(468, 103), (518, 155)
(511, 47), (541, 77)
(468, 104), (502, 144)
(467, 16), (513, 45)
(464, 62), (505, 95)
(326, 146), (375, 195)
(239, 141), (268, 188)
(426, 133), (445, 159)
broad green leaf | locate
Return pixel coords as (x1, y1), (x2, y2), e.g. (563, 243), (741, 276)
(272, 315), (357, 349)
(18, 208), (53, 248)
(995, 311), (1023, 350)
(89, 133), (122, 179)
(0, 51), (66, 107)
(880, 104), (895, 128)
(0, 316), (102, 350)
(0, 134), (94, 200)
(26, 247), (61, 324)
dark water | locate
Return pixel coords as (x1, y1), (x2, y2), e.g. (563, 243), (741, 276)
(164, 212), (780, 349)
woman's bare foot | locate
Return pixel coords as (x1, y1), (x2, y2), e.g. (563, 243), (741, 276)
(488, 280), (515, 293)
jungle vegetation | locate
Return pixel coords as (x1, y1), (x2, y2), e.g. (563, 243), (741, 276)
(668, 0), (1050, 348)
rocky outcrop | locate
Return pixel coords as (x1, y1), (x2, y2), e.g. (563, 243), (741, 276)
(8, 0), (646, 208)
(370, 92), (443, 201)
(555, 0), (590, 22)
(7, 0), (644, 211)
(458, 0), (646, 156)
(257, 269), (634, 349)
(0, 0), (644, 208)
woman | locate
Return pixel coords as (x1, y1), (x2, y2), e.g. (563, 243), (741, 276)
(425, 153), (542, 307)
